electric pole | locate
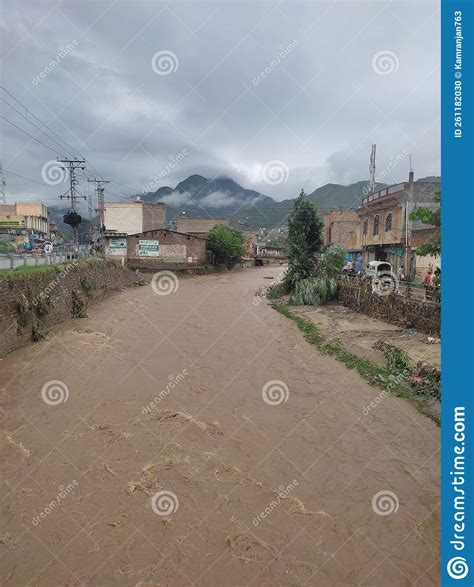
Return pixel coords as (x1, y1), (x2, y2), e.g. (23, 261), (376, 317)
(0, 161), (6, 205)
(58, 158), (86, 252)
(87, 177), (109, 254)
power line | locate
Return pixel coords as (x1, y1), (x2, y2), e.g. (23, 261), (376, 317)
(1, 116), (64, 155)
(0, 86), (87, 161)
(1, 97), (80, 159)
(2, 167), (60, 190)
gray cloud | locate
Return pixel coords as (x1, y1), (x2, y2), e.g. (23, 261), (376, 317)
(1, 0), (440, 207)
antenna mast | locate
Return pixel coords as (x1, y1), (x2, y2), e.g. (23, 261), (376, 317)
(368, 144), (376, 193)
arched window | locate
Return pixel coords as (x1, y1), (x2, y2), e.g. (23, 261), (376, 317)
(363, 219), (369, 235)
(373, 215), (380, 236)
(385, 213), (392, 232)
(329, 222), (334, 243)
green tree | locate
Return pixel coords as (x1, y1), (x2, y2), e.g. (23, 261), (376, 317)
(207, 225), (246, 267)
(285, 189), (324, 289)
(409, 191), (441, 256)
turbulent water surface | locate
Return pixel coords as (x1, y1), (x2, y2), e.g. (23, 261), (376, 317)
(0, 267), (439, 585)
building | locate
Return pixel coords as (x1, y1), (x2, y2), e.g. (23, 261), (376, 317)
(240, 229), (261, 257)
(176, 214), (229, 236)
(0, 203), (49, 250)
(126, 229), (207, 270)
(357, 172), (440, 279)
(254, 243), (287, 266)
(323, 209), (362, 272)
(323, 210), (360, 249)
(104, 199), (165, 236)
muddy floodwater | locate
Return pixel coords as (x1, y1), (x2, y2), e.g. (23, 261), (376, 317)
(0, 267), (439, 586)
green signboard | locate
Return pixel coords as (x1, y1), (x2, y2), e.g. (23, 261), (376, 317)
(138, 239), (160, 257)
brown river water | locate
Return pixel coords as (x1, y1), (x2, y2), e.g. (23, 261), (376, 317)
(0, 267), (439, 586)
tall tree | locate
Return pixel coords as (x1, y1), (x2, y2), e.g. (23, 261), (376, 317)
(285, 189), (324, 288)
(409, 191), (441, 256)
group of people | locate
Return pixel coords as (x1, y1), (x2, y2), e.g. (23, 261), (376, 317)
(423, 267), (441, 300)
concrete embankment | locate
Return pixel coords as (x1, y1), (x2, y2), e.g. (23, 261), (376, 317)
(0, 259), (135, 357)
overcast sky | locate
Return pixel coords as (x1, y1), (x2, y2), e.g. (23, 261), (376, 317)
(1, 0), (440, 206)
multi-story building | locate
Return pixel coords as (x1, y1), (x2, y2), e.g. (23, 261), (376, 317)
(0, 203), (49, 250)
(104, 199), (165, 235)
(175, 214), (229, 237)
(357, 172), (440, 279)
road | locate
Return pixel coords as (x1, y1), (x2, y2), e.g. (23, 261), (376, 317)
(0, 267), (439, 586)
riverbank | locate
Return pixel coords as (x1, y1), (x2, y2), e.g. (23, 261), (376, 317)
(0, 259), (136, 357)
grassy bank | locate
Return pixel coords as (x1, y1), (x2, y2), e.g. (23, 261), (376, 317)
(272, 303), (440, 424)
(0, 258), (104, 282)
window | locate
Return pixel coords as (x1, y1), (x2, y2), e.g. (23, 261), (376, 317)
(373, 215), (380, 236)
(363, 219), (369, 235)
(385, 213), (392, 232)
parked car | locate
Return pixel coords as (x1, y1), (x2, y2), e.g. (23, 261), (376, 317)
(364, 261), (393, 279)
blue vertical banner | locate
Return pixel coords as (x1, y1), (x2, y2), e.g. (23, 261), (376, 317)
(442, 0), (474, 585)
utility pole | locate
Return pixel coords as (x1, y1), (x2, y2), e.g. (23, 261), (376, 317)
(87, 178), (109, 253)
(58, 158), (86, 252)
(0, 161), (6, 205)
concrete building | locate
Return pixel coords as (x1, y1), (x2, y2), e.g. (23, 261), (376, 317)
(0, 203), (49, 237)
(0, 203), (49, 250)
(126, 229), (207, 270)
(104, 199), (165, 236)
(323, 210), (360, 249)
(357, 172), (440, 279)
(176, 215), (229, 236)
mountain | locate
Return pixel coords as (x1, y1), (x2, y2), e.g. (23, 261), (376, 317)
(142, 174), (273, 223)
(47, 175), (436, 231)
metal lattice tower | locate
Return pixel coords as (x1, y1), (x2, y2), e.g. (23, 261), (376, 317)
(58, 158), (86, 249)
(87, 178), (109, 252)
(368, 144), (376, 194)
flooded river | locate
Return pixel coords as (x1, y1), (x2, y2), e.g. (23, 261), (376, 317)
(0, 267), (439, 585)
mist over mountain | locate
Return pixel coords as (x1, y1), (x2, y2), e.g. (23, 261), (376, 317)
(48, 174), (440, 230)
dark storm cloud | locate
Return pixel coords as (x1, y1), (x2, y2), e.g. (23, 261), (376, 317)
(1, 0), (440, 205)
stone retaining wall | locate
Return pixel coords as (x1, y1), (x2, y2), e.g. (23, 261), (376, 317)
(0, 259), (135, 357)
(337, 278), (440, 336)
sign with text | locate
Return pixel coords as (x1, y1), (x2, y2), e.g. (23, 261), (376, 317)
(138, 239), (160, 257)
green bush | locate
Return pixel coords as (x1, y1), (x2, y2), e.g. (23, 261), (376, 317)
(291, 276), (337, 306)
